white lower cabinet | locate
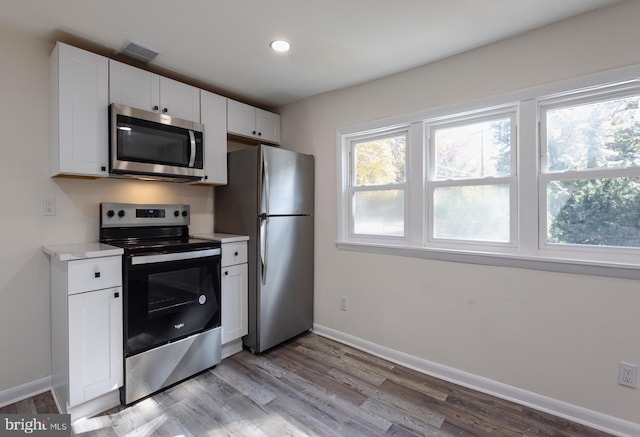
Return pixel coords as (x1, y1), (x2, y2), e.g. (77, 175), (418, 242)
(68, 287), (123, 406)
(49, 253), (123, 421)
(220, 241), (248, 358)
(221, 263), (248, 344)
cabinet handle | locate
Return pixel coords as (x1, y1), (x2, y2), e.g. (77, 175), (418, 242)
(114, 292), (120, 298)
(153, 105), (159, 111)
(94, 272), (101, 278)
(101, 165), (106, 172)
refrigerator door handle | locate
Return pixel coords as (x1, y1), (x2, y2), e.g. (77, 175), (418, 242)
(260, 215), (269, 285)
(262, 147), (270, 215)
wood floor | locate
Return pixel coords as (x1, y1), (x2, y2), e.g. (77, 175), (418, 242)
(1, 333), (612, 436)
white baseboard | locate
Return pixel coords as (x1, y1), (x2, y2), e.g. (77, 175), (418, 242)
(313, 324), (640, 437)
(0, 376), (52, 409)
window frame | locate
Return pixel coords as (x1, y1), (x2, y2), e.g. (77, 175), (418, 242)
(336, 63), (640, 278)
(347, 127), (410, 242)
(425, 107), (518, 249)
(538, 82), (640, 260)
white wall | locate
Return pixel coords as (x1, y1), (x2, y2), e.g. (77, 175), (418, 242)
(279, 1), (640, 425)
(0, 24), (214, 393)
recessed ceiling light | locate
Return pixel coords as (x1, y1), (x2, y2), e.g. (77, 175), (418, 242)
(270, 40), (291, 52)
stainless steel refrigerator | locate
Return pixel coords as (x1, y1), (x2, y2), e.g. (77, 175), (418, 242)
(214, 145), (314, 353)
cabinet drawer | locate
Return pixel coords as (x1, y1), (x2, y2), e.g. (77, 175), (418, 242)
(221, 242), (247, 267)
(68, 256), (122, 294)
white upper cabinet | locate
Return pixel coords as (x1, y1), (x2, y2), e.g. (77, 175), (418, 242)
(109, 60), (200, 122)
(196, 90), (227, 185)
(50, 42), (109, 178)
(108, 60), (159, 112)
(227, 99), (280, 144)
(159, 76), (201, 122)
(255, 109), (281, 144)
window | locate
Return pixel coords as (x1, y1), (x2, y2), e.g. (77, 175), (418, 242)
(347, 129), (408, 238)
(337, 69), (640, 274)
(427, 110), (516, 245)
(540, 85), (640, 249)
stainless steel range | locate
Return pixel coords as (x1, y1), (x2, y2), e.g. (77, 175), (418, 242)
(100, 202), (221, 404)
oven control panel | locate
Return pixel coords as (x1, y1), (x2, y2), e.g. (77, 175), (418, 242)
(101, 202), (190, 227)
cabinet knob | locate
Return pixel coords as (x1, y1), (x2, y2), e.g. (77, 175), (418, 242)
(163, 107), (169, 113)
(114, 292), (120, 298)
(234, 251), (239, 256)
(258, 132), (262, 136)
(101, 165), (106, 172)
(252, 130), (257, 135)
(153, 105), (159, 111)
(224, 271), (229, 276)
(94, 272), (101, 278)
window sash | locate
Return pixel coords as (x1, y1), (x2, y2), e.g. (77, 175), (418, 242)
(539, 83), (640, 174)
(347, 128), (410, 240)
(426, 109), (517, 246)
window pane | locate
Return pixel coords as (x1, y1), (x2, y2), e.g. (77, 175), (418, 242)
(353, 190), (404, 236)
(546, 95), (640, 171)
(434, 118), (511, 180)
(434, 185), (510, 242)
(547, 177), (640, 247)
(354, 135), (406, 186)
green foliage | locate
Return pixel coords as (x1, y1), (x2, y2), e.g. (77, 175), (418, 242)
(549, 178), (640, 247)
(548, 95), (640, 247)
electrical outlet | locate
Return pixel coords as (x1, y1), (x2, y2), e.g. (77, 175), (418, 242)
(44, 197), (56, 216)
(619, 362), (637, 388)
(340, 296), (348, 311)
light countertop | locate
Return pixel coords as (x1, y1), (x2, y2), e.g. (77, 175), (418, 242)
(191, 233), (249, 243)
(43, 243), (124, 261)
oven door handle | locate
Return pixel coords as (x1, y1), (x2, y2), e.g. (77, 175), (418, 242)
(130, 248), (220, 265)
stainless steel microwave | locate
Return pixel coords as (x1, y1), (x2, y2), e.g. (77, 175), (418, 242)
(110, 104), (205, 181)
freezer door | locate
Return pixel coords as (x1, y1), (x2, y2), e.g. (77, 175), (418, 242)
(260, 146), (314, 216)
(256, 215), (313, 352)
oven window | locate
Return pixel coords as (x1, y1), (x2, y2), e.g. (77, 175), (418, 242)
(125, 255), (221, 355)
(148, 268), (203, 318)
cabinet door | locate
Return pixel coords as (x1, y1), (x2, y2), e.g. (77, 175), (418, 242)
(53, 43), (109, 177)
(221, 263), (248, 344)
(196, 90), (227, 185)
(227, 99), (256, 138)
(109, 60), (160, 112)
(68, 287), (123, 407)
(159, 77), (200, 122)
(255, 109), (280, 144)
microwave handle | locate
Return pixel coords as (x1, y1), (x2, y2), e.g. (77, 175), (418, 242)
(188, 130), (196, 167)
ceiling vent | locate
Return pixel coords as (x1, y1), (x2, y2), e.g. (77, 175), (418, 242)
(119, 41), (159, 64)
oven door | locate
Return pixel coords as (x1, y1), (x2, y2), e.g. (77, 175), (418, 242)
(124, 248), (221, 356)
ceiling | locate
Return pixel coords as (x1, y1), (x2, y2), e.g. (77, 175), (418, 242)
(0, 0), (627, 108)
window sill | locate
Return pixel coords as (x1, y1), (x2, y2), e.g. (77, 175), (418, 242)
(335, 241), (640, 280)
